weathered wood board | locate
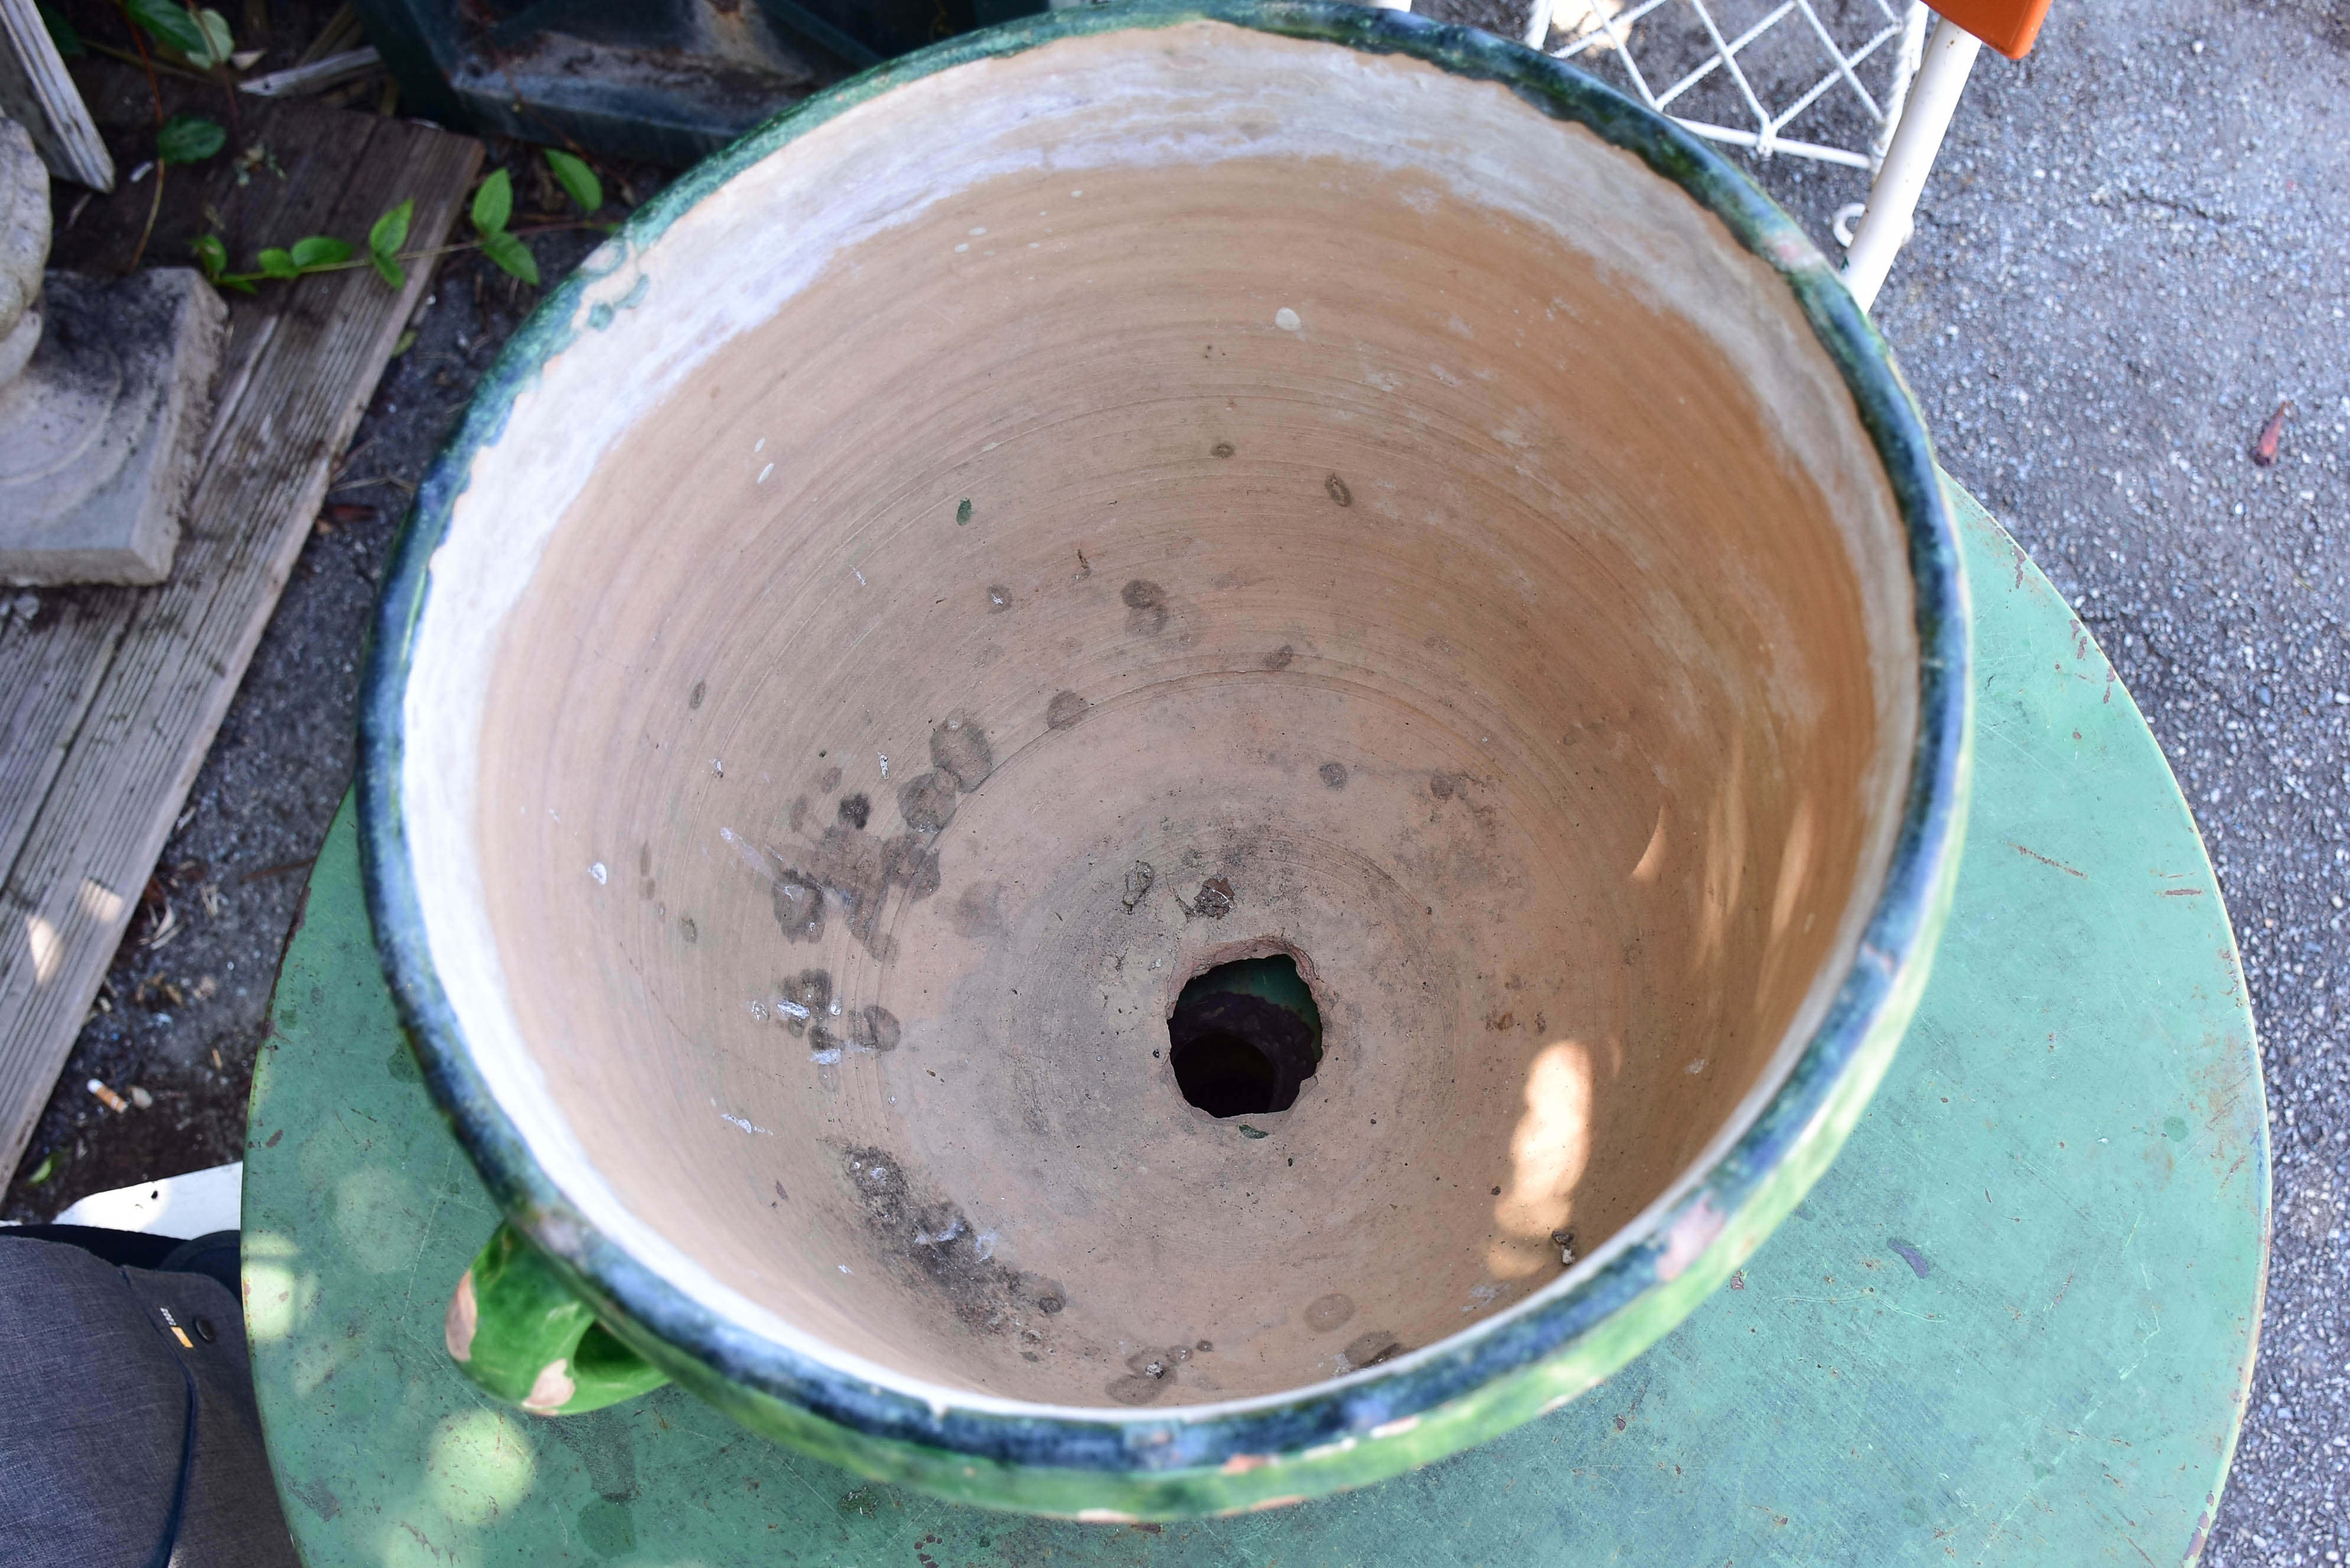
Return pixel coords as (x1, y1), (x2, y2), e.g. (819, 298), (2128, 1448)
(0, 0), (113, 188)
(0, 86), (481, 1177)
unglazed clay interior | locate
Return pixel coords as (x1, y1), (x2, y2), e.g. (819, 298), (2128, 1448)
(405, 22), (1918, 1411)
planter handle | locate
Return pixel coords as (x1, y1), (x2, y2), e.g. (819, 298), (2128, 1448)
(444, 1221), (669, 1415)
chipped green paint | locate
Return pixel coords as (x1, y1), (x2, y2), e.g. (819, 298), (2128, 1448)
(447, 1222), (671, 1414)
(585, 273), (651, 331)
(257, 482), (2260, 1560)
(956, 497), (973, 526)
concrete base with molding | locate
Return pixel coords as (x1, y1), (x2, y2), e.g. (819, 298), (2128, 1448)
(0, 268), (224, 585)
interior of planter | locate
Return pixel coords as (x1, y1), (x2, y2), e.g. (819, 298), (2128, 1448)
(403, 20), (1918, 1411)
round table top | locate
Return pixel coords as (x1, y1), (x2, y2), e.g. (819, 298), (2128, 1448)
(244, 478), (2267, 1567)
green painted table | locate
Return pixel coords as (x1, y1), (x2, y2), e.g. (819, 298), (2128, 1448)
(243, 483), (2268, 1566)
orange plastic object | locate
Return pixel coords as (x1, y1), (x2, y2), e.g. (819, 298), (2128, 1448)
(1935, 0), (2051, 58)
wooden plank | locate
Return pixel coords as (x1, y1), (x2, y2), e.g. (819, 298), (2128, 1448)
(0, 0), (114, 189)
(0, 74), (379, 888)
(0, 589), (135, 873)
(0, 105), (482, 1177)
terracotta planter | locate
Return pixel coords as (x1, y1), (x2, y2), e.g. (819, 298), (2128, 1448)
(360, 0), (1970, 1519)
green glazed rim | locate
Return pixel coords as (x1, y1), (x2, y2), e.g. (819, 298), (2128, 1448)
(357, 0), (1973, 1517)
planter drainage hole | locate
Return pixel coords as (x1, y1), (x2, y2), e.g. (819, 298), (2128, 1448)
(1168, 955), (1323, 1119)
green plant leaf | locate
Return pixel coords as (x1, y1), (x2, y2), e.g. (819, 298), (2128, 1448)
(369, 199), (412, 259)
(26, 1152), (56, 1185)
(392, 328), (419, 357)
(258, 247), (298, 279)
(368, 199), (412, 287)
(156, 114), (227, 165)
(38, 4), (82, 56)
(479, 227), (539, 285)
(470, 167), (513, 236)
(545, 149), (602, 214)
(289, 234), (353, 269)
(190, 233), (228, 279)
(125, 0), (206, 56)
(188, 6), (234, 68)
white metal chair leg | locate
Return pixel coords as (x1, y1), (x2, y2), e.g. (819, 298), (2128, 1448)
(1841, 14), (1980, 313)
(1869, 2), (1935, 171)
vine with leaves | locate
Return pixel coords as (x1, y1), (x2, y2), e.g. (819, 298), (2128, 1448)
(41, 2), (612, 291)
(191, 156), (605, 292)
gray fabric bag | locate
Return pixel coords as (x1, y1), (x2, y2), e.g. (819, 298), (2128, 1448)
(0, 1235), (300, 1568)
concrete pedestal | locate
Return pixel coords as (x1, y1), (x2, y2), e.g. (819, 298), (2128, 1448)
(0, 112), (223, 586)
(0, 268), (225, 584)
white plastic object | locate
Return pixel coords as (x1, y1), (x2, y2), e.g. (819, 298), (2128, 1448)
(51, 1160), (245, 1238)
